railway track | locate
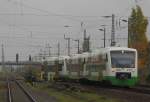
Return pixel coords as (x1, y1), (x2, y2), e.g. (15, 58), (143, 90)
(7, 78), (38, 102)
(129, 85), (150, 95)
(7, 79), (12, 102)
(91, 84), (150, 95)
(54, 81), (150, 96)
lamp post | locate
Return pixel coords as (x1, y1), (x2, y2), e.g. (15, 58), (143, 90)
(46, 44), (51, 57)
(99, 25), (106, 48)
(74, 39), (80, 54)
(64, 35), (71, 56)
(64, 25), (72, 56)
(119, 18), (129, 46)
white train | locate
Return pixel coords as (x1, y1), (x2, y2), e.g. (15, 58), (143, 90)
(45, 47), (138, 87)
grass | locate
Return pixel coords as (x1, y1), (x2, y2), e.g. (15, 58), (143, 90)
(0, 82), (6, 102)
(0, 89), (5, 102)
(28, 82), (120, 102)
(47, 88), (84, 102)
(46, 88), (118, 102)
(0, 72), (7, 102)
(75, 92), (116, 102)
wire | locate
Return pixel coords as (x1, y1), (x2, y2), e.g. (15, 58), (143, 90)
(8, 0), (113, 21)
(5, 44), (44, 48)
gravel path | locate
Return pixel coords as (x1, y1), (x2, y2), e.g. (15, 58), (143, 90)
(0, 81), (7, 102)
(11, 81), (32, 102)
(20, 81), (57, 102)
(86, 86), (150, 102)
(54, 82), (150, 102)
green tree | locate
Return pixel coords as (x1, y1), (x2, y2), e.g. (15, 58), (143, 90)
(24, 65), (41, 84)
(147, 42), (150, 68)
(146, 42), (150, 83)
(41, 61), (48, 81)
(128, 5), (148, 69)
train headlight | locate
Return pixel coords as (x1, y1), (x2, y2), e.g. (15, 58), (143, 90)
(112, 68), (116, 72)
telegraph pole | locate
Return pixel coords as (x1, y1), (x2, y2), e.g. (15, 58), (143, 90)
(57, 42), (60, 57)
(111, 14), (116, 46)
(29, 54), (32, 61)
(46, 44), (51, 57)
(1, 44), (5, 69)
(102, 14), (116, 46)
(64, 35), (71, 56)
(74, 39), (80, 54)
(16, 53), (19, 63)
(99, 25), (106, 48)
(128, 18), (130, 47)
(104, 27), (106, 48)
(83, 29), (90, 52)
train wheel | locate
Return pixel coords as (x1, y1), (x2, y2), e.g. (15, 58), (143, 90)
(102, 80), (112, 86)
(79, 78), (89, 84)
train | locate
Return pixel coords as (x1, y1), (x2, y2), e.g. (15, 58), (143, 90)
(43, 47), (138, 87)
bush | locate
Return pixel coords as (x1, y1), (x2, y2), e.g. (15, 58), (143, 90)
(146, 73), (150, 84)
(23, 65), (41, 84)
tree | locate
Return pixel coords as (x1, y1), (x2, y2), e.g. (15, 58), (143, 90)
(128, 5), (148, 69)
(147, 42), (150, 68)
(42, 61), (48, 81)
(146, 42), (150, 83)
(24, 65), (41, 85)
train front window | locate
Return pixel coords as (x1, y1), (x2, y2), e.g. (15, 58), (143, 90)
(111, 51), (135, 68)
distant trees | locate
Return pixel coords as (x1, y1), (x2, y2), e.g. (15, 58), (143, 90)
(147, 42), (150, 69)
(146, 42), (150, 83)
(128, 5), (149, 83)
(24, 65), (41, 85)
(128, 5), (148, 69)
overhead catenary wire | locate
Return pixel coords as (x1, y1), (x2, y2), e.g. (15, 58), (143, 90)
(0, 0), (148, 60)
(5, 0), (107, 23)
(6, 0), (124, 24)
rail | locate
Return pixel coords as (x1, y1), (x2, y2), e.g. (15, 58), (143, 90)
(7, 79), (12, 102)
(15, 80), (38, 102)
(7, 78), (38, 102)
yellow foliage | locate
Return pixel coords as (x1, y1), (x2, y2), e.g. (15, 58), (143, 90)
(130, 42), (148, 69)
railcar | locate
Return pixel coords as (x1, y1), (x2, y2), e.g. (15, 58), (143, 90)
(46, 47), (138, 87)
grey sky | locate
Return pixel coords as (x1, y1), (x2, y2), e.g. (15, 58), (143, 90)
(0, 0), (149, 61)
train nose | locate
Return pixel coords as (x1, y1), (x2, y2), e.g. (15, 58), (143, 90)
(116, 72), (131, 80)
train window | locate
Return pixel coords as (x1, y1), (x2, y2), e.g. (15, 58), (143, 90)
(78, 58), (82, 63)
(58, 64), (63, 71)
(98, 55), (102, 60)
(105, 54), (108, 62)
(83, 58), (86, 64)
(102, 54), (108, 62)
(111, 51), (135, 68)
(59, 60), (63, 64)
(69, 59), (72, 64)
(88, 57), (91, 62)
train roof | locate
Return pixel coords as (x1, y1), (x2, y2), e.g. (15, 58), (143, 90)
(44, 55), (70, 62)
(106, 47), (137, 52)
(70, 47), (137, 59)
(42, 47), (137, 62)
(91, 47), (136, 51)
(58, 56), (70, 60)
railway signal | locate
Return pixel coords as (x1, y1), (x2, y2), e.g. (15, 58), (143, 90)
(16, 53), (19, 63)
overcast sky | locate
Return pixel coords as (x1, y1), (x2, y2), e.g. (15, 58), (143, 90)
(0, 0), (150, 61)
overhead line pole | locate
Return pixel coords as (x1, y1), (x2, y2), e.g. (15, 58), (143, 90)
(47, 44), (51, 57)
(1, 44), (5, 70)
(64, 35), (71, 56)
(111, 14), (116, 46)
(74, 39), (80, 54)
(102, 14), (116, 46)
(57, 42), (60, 57)
(99, 25), (106, 48)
